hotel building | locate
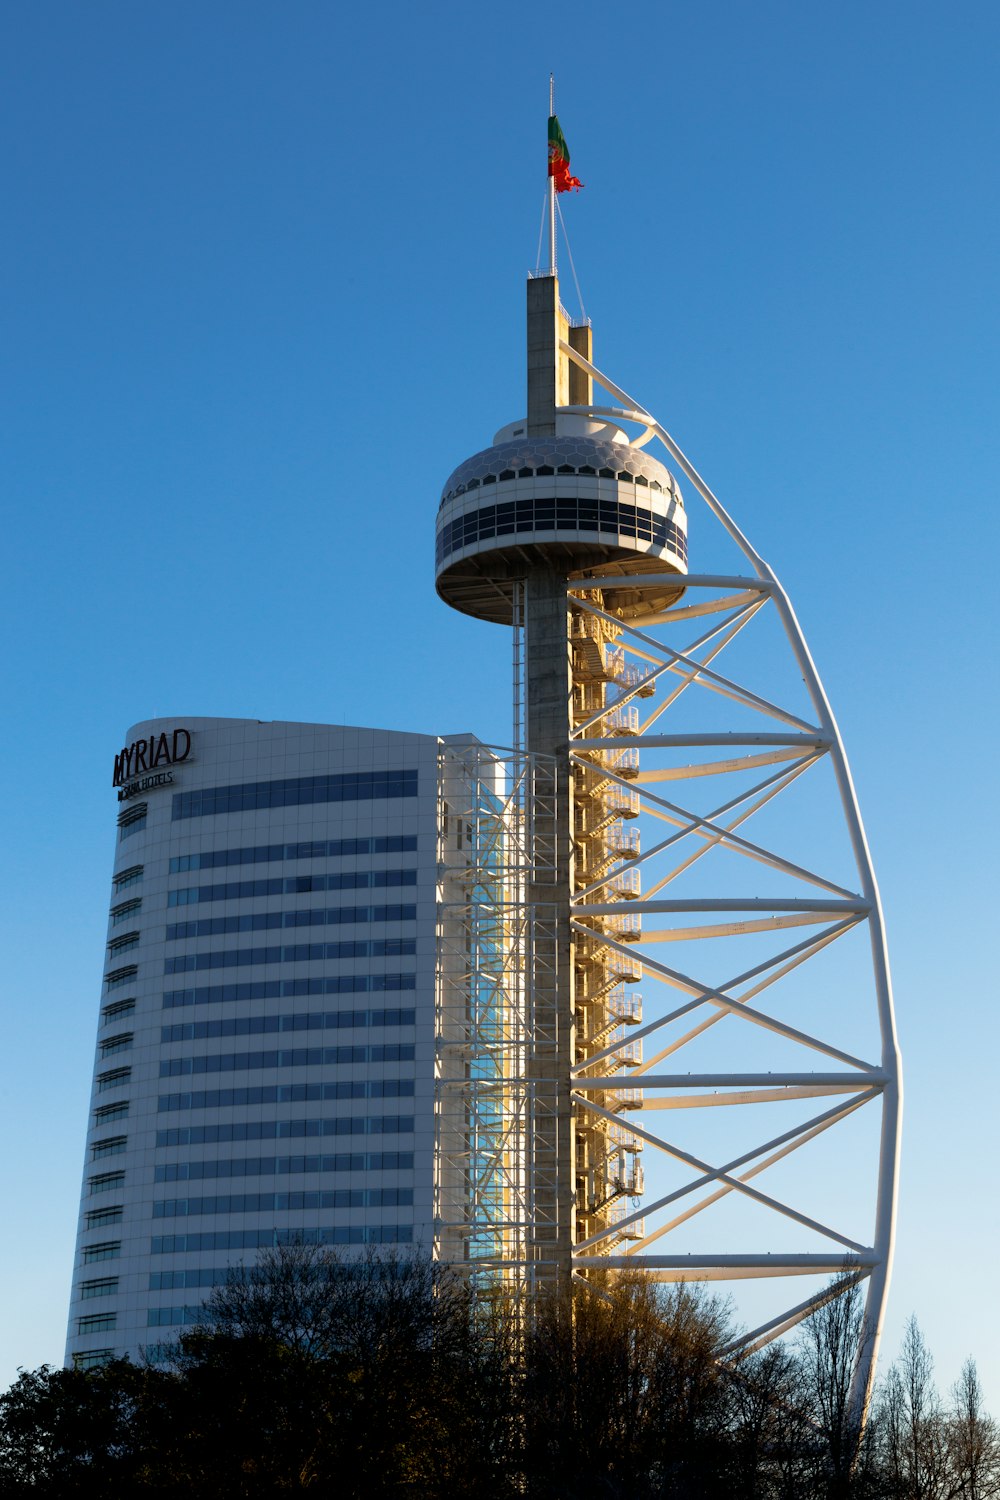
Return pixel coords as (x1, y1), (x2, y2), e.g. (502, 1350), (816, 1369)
(66, 716), (457, 1367)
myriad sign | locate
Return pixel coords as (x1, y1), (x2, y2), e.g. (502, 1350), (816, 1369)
(113, 728), (192, 802)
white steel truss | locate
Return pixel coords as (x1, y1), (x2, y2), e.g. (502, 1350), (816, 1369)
(432, 349), (901, 1428)
(434, 742), (559, 1295)
(558, 342), (902, 1424)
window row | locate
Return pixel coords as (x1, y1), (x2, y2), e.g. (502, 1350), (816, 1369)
(155, 1151), (413, 1183)
(112, 865), (144, 893)
(117, 804), (147, 841)
(161, 1007), (416, 1044)
(82, 1241), (121, 1264)
(441, 464), (672, 504)
(436, 498), (688, 565)
(147, 1306), (201, 1328)
(166, 902), (418, 939)
(104, 965), (138, 991)
(152, 1224), (413, 1255)
(77, 1313), (116, 1335)
(96, 1067), (131, 1093)
(150, 1252), (422, 1291)
(89, 1171), (125, 1195)
(107, 932), (140, 957)
(101, 998), (135, 1026)
(159, 1043), (415, 1078)
(159, 1079), (415, 1112)
(99, 1033), (133, 1059)
(164, 937), (416, 975)
(150, 1267), (230, 1291)
(153, 1187), (413, 1218)
(172, 769), (418, 822)
(73, 1348), (115, 1369)
(164, 972), (417, 1009)
(170, 834), (417, 874)
(156, 1114), (414, 1148)
(85, 1205), (123, 1229)
(80, 1277), (118, 1299)
(91, 1136), (127, 1161)
(168, 871), (417, 907)
(110, 898), (142, 926)
(93, 1101), (129, 1128)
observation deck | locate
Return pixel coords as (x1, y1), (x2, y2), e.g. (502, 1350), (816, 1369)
(435, 273), (688, 625)
(435, 420), (688, 625)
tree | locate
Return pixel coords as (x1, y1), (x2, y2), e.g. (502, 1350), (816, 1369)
(3, 1260), (999, 1497)
(876, 1316), (950, 1500)
(0, 1359), (178, 1495)
(167, 1241), (514, 1496)
(520, 1274), (734, 1499)
(795, 1274), (878, 1499)
(726, 1340), (815, 1500)
(945, 1358), (1000, 1499)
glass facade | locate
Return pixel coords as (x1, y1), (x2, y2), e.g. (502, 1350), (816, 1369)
(162, 974), (416, 1008)
(436, 494), (688, 566)
(172, 768), (418, 821)
(67, 718), (443, 1368)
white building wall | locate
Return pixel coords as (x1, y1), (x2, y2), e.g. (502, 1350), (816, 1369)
(66, 716), (443, 1367)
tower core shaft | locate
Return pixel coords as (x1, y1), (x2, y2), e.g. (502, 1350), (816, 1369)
(436, 274), (688, 1281)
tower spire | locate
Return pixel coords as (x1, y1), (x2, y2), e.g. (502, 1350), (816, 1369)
(548, 74), (557, 275)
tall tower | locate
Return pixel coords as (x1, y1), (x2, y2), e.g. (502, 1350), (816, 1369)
(434, 244), (901, 1420)
(436, 274), (688, 1279)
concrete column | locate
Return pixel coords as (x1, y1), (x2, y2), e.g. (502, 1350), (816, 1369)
(526, 276), (570, 438)
(524, 566), (576, 1282)
(568, 323), (593, 408)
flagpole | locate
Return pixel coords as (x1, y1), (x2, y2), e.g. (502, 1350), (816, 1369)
(548, 74), (557, 275)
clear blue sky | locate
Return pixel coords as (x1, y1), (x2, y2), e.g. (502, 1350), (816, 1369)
(2, 0), (997, 1402)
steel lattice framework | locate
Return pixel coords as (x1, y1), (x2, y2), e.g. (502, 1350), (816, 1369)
(433, 275), (901, 1424)
(435, 742), (559, 1295)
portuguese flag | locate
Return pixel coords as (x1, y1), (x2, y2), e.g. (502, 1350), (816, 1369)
(548, 114), (582, 193)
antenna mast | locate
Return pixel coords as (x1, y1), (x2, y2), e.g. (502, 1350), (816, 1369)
(548, 74), (557, 274)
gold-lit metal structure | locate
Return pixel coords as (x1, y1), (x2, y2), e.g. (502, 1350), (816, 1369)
(433, 266), (900, 1421)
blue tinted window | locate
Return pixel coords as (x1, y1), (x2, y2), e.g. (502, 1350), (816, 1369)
(155, 1151), (413, 1183)
(110, 899), (142, 926)
(170, 835), (416, 874)
(162, 1008), (415, 1042)
(77, 1313), (116, 1334)
(80, 1277), (118, 1299)
(147, 1306), (201, 1328)
(152, 1225), (413, 1253)
(164, 937), (415, 974)
(163, 972), (416, 1009)
(81, 1242), (121, 1263)
(158, 1079), (415, 1112)
(168, 873), (416, 907)
(85, 1206), (123, 1228)
(150, 1268), (236, 1290)
(172, 769), (417, 821)
(437, 499), (688, 565)
(96, 1067), (131, 1092)
(104, 965), (138, 991)
(156, 1114), (414, 1147)
(153, 1188), (413, 1217)
(159, 1043), (414, 1078)
(167, 903), (416, 939)
(73, 1349), (115, 1368)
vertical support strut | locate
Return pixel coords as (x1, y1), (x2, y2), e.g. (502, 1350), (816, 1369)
(523, 569), (576, 1282)
(512, 580), (524, 759)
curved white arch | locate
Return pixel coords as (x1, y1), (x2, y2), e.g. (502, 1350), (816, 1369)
(560, 340), (902, 1425)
